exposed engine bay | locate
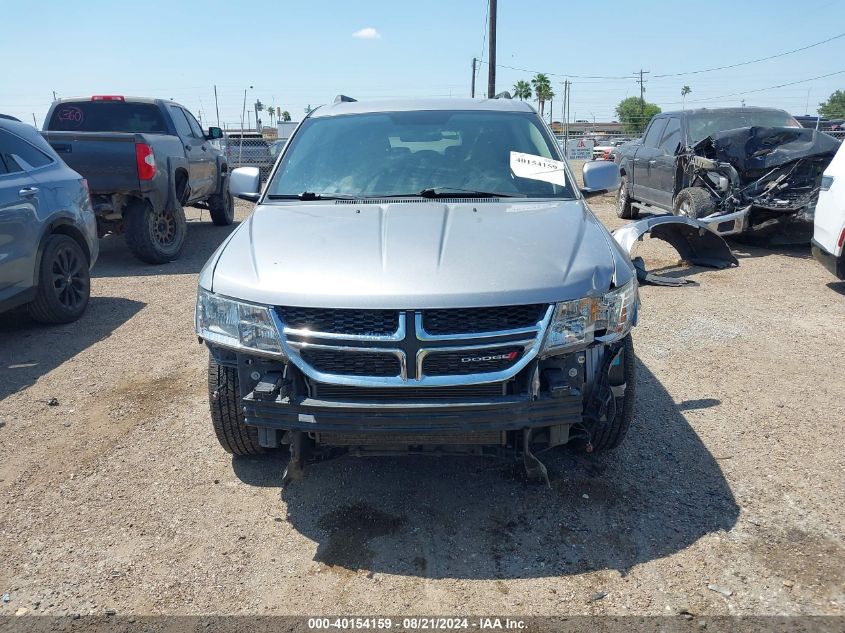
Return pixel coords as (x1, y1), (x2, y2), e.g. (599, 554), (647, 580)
(684, 126), (839, 235)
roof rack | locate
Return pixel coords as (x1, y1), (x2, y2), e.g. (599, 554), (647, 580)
(334, 95), (357, 104)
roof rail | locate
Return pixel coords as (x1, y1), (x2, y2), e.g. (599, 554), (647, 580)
(334, 95), (357, 104)
(492, 91), (512, 100)
(0, 113), (22, 122)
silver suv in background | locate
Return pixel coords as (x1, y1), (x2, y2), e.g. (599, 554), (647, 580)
(196, 98), (635, 483)
(0, 115), (98, 323)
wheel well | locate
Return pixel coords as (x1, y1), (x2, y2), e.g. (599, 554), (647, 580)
(47, 222), (91, 264)
(174, 168), (189, 202)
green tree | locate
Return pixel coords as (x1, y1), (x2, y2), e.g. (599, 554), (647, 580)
(281, 110), (292, 122)
(818, 90), (845, 118)
(681, 85), (691, 109)
(513, 80), (532, 101)
(615, 97), (662, 134)
(266, 106), (275, 125)
(530, 73), (554, 117)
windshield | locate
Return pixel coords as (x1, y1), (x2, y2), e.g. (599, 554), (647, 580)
(47, 101), (168, 133)
(687, 110), (800, 144)
(266, 110), (575, 199)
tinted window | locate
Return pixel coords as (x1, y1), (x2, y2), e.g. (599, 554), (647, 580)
(643, 118), (667, 148)
(169, 107), (194, 138)
(181, 108), (205, 139)
(0, 129), (53, 173)
(659, 117), (681, 153)
(47, 101), (167, 133)
(687, 110), (800, 143)
(267, 110), (575, 199)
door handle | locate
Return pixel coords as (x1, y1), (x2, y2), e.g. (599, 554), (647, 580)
(201, 145), (208, 151)
(185, 144), (192, 151)
(648, 159), (657, 166)
(18, 187), (39, 198)
(634, 158), (640, 163)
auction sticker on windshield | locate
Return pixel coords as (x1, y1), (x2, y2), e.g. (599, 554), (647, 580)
(510, 152), (566, 186)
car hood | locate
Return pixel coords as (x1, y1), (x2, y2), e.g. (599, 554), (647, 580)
(206, 199), (627, 309)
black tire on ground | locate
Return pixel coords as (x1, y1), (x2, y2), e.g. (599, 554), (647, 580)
(673, 186), (717, 220)
(208, 190), (235, 226)
(208, 355), (265, 456)
(124, 199), (187, 264)
(27, 234), (90, 324)
(616, 175), (638, 219)
(590, 334), (635, 452)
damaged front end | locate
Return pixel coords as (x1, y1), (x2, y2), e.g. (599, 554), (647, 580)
(683, 126), (839, 236)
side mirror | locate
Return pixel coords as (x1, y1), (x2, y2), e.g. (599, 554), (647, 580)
(206, 126), (224, 140)
(581, 160), (620, 197)
(229, 167), (261, 202)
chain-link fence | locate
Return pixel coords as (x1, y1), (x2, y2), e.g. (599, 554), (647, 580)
(224, 135), (284, 180)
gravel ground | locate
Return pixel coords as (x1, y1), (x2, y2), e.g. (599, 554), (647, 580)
(1, 174), (843, 618)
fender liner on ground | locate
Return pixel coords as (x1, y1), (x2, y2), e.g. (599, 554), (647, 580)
(612, 215), (738, 285)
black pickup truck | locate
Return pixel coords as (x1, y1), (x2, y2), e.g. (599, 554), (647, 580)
(615, 107), (839, 238)
(42, 96), (234, 264)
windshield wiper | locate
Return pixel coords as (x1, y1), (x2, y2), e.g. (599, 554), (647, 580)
(266, 192), (359, 201)
(418, 187), (524, 198)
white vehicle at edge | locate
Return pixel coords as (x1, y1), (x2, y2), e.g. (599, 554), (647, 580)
(812, 141), (845, 280)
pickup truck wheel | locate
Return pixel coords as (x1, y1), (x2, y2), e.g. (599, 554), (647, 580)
(616, 175), (638, 219)
(208, 191), (235, 226)
(673, 187), (716, 220)
(27, 235), (90, 324)
(590, 335), (635, 452)
(124, 201), (187, 264)
(208, 356), (265, 456)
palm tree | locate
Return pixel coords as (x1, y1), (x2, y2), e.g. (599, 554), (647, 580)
(266, 106), (275, 126)
(281, 110), (291, 122)
(513, 80), (532, 101)
(531, 73), (553, 117)
(681, 85), (691, 109)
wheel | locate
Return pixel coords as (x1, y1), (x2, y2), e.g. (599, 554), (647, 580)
(673, 187), (716, 220)
(590, 335), (635, 452)
(208, 190), (235, 226)
(27, 234), (90, 324)
(208, 355), (265, 456)
(616, 174), (638, 219)
(124, 200), (187, 264)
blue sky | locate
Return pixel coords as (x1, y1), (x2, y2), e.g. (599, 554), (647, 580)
(2, 0), (844, 128)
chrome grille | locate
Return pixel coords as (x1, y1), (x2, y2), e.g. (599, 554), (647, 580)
(422, 346), (524, 376)
(273, 304), (553, 387)
(299, 348), (401, 377)
(422, 304), (547, 335)
(277, 307), (398, 336)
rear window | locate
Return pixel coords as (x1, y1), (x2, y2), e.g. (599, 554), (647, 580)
(687, 110), (800, 143)
(47, 102), (168, 133)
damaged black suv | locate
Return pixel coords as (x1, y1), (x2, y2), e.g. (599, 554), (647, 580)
(616, 107), (839, 238)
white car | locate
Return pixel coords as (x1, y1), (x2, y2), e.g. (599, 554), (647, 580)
(812, 141), (845, 280)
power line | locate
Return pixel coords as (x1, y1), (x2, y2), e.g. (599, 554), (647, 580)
(475, 60), (630, 80)
(653, 31), (845, 78)
(661, 69), (845, 105)
(479, 0), (489, 63)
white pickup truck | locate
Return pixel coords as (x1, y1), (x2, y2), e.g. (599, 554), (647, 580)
(812, 141), (845, 280)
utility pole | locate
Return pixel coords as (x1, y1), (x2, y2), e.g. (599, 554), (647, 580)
(471, 57), (477, 98)
(635, 69), (650, 128)
(214, 85), (220, 127)
(487, 0), (497, 98)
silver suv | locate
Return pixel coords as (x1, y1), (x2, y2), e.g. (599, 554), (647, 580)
(195, 98), (637, 483)
(0, 115), (98, 323)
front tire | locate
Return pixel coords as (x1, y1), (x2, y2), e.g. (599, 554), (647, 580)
(590, 335), (635, 452)
(208, 356), (265, 456)
(208, 191), (235, 226)
(616, 175), (638, 219)
(27, 234), (90, 324)
(673, 187), (716, 220)
(124, 200), (187, 264)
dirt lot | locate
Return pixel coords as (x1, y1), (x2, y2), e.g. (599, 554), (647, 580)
(1, 179), (843, 618)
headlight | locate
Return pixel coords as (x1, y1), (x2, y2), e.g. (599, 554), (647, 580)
(542, 280), (638, 355)
(195, 288), (285, 356)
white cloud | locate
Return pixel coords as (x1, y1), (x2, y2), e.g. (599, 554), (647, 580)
(352, 27), (381, 39)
